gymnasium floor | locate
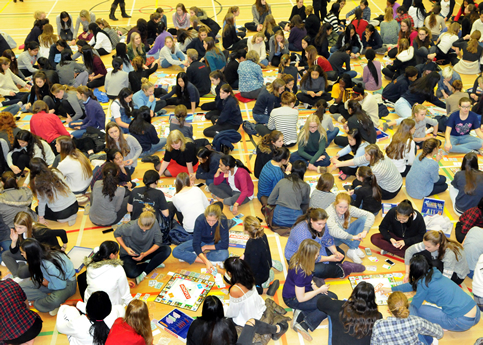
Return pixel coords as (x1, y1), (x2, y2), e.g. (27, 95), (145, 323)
(0, 0), (482, 344)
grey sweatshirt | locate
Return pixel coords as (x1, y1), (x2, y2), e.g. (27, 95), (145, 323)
(56, 61), (87, 86)
(37, 171), (77, 217)
(105, 70), (130, 97)
(116, 135), (142, 168)
(63, 90), (85, 121)
(267, 178), (310, 210)
(89, 180), (125, 225)
(114, 219), (164, 256)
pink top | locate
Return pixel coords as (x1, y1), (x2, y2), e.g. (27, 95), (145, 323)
(214, 167), (254, 205)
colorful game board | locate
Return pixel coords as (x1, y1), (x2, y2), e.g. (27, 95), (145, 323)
(157, 308), (194, 342)
(348, 274), (403, 305)
(154, 273), (214, 311)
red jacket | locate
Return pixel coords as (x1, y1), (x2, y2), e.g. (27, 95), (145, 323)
(214, 166), (254, 205)
(105, 318), (145, 345)
(30, 111), (70, 143)
(315, 56), (333, 72)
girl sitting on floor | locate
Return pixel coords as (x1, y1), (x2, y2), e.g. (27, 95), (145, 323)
(156, 130), (199, 178)
(350, 166), (382, 215)
(385, 118), (417, 177)
(331, 128), (369, 180)
(105, 300), (152, 345)
(254, 130), (284, 178)
(309, 173), (336, 210)
(257, 147), (291, 206)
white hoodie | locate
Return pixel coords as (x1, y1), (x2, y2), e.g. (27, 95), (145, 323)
(84, 258), (133, 306)
(473, 254), (483, 298)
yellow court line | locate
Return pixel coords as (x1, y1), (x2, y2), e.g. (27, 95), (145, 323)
(430, 194), (455, 222)
(0, 0), (12, 14)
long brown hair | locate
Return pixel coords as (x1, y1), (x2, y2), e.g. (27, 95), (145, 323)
(365, 144), (384, 166)
(385, 118), (415, 160)
(0, 112), (17, 146)
(56, 136), (93, 179)
(419, 138), (439, 161)
(423, 230), (463, 261)
(105, 122), (131, 157)
(428, 5), (441, 28)
(258, 130), (282, 154)
(174, 172), (191, 193)
(333, 193), (352, 229)
(255, 0), (270, 15)
(204, 204), (224, 244)
(316, 173), (334, 192)
(467, 30), (481, 54)
(29, 157), (71, 202)
(461, 152), (483, 194)
(293, 208), (329, 238)
(357, 166), (382, 203)
(124, 300), (153, 345)
(398, 18), (413, 40)
(305, 45), (318, 67)
(289, 238), (321, 276)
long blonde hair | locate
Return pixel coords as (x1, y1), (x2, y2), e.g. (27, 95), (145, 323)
(244, 216), (264, 239)
(289, 238), (321, 277)
(128, 32), (144, 57)
(333, 193), (352, 229)
(124, 300), (153, 345)
(56, 136), (93, 179)
(166, 130), (192, 152)
(385, 119), (415, 160)
(384, 7), (394, 22)
(39, 24), (57, 48)
(298, 115), (327, 147)
(137, 204), (156, 229)
(204, 204), (224, 244)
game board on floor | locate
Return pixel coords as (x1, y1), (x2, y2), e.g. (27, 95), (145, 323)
(348, 274), (403, 305)
(154, 273), (214, 311)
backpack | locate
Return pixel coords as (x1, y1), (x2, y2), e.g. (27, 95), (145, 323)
(243, 121), (258, 136)
(93, 89), (109, 103)
(378, 103), (389, 118)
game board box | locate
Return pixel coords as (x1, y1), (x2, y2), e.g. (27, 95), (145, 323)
(381, 203), (398, 216)
(421, 197), (445, 216)
(67, 246), (94, 273)
(157, 308), (194, 343)
(154, 273), (214, 311)
(229, 230), (249, 248)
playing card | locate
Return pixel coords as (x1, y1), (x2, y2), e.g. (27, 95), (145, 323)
(142, 294), (150, 301)
(149, 280), (156, 287)
(155, 282), (164, 289)
(366, 266), (377, 271)
(150, 273), (158, 279)
(368, 257), (379, 262)
(134, 293), (142, 299)
(382, 264), (391, 269)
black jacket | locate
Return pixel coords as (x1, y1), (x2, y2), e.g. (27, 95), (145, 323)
(186, 60), (211, 96)
(379, 208), (426, 247)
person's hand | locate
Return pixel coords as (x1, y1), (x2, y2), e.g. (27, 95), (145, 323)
(206, 260), (214, 274)
(403, 275), (409, 284)
(471, 93), (479, 101)
(427, 53), (436, 60)
(124, 159), (133, 166)
(352, 234), (362, 241)
(380, 287), (392, 295)
(38, 216), (48, 225)
(65, 115), (73, 124)
(126, 247), (138, 256)
(24, 103), (31, 110)
(279, 42), (284, 49)
(11, 165), (21, 175)
(359, 230), (368, 239)
(257, 24), (263, 32)
(125, 181), (133, 190)
(394, 240), (405, 248)
(74, 126), (81, 130)
(444, 142), (452, 152)
(88, 75), (94, 81)
(317, 284), (330, 295)
(348, 189), (354, 196)
(149, 95), (155, 103)
(49, 109), (56, 114)
(9, 91), (16, 96)
(315, 91), (322, 97)
(133, 252), (145, 261)
(61, 243), (67, 251)
(308, 163), (317, 171)
(327, 254), (339, 262)
(307, 91), (315, 97)
(10, 228), (18, 242)
(435, 149), (444, 161)
(62, 300), (78, 307)
(189, 173), (196, 185)
(316, 155), (326, 162)
(334, 251), (344, 261)
(285, 162), (292, 173)
(128, 281), (136, 288)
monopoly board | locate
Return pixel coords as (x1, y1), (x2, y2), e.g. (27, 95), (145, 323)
(154, 273), (214, 311)
(348, 274), (403, 305)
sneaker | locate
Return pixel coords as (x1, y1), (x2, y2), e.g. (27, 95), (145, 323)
(49, 307), (59, 316)
(89, 153), (106, 161)
(204, 185), (210, 193)
(346, 249), (363, 264)
(12, 276), (24, 283)
(303, 103), (310, 109)
(75, 195), (89, 203)
(294, 321), (313, 342)
(135, 271), (147, 285)
(291, 309), (301, 330)
(380, 249), (388, 255)
(272, 321), (289, 341)
(340, 261), (366, 277)
(156, 109), (167, 116)
(272, 259), (283, 272)
(355, 248), (366, 258)
(157, 263), (165, 268)
(267, 279), (280, 296)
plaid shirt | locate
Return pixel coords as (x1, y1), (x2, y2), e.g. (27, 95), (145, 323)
(371, 315), (443, 345)
(395, 13), (414, 28)
(460, 207), (483, 234)
(0, 279), (41, 344)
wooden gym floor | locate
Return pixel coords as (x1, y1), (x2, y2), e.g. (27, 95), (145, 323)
(0, 0), (482, 343)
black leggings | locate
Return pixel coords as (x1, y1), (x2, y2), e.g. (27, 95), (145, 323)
(244, 22), (259, 32)
(236, 319), (279, 345)
(36, 200), (79, 221)
(97, 48), (110, 56)
(380, 185), (402, 200)
(87, 75), (106, 89)
(337, 154), (358, 176)
(1, 92), (29, 106)
(203, 123), (240, 138)
(164, 97), (198, 110)
(329, 102), (350, 120)
(296, 92), (331, 106)
(11, 151), (31, 174)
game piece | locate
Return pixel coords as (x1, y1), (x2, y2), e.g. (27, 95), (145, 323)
(157, 308), (194, 342)
(368, 257), (378, 262)
(154, 273), (214, 311)
(365, 248), (372, 256)
(349, 274), (402, 305)
(382, 264), (392, 269)
(152, 329), (161, 336)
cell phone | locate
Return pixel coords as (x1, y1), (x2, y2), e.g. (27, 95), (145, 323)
(102, 228), (114, 234)
(196, 183), (205, 187)
(365, 248), (372, 256)
(343, 185), (351, 191)
(385, 259), (395, 266)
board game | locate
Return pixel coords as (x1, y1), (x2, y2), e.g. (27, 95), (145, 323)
(348, 274), (403, 305)
(154, 273), (214, 311)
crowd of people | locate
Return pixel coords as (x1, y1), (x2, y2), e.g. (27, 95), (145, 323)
(1, 0), (483, 344)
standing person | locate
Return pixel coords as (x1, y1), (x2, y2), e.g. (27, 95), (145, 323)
(371, 291), (444, 345)
(155, 130), (199, 178)
(326, 192), (375, 264)
(290, 114), (330, 172)
(19, 238), (76, 315)
(90, 163), (129, 226)
(282, 238), (337, 341)
(55, 135), (93, 199)
(0, 279), (43, 345)
(172, 204), (230, 272)
(105, 300), (152, 345)
(114, 205), (171, 284)
(317, 281), (382, 345)
(56, 291), (125, 345)
(371, 200), (426, 257)
(29, 158), (79, 225)
(406, 138), (448, 199)
(450, 152), (483, 215)
(387, 254), (480, 332)
(268, 160), (310, 227)
(444, 97), (483, 153)
(109, 0), (131, 21)
(210, 155), (254, 215)
(245, 0), (272, 31)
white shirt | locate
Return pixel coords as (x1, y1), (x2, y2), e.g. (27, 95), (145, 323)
(57, 155), (93, 193)
(224, 285), (266, 326)
(361, 93), (380, 127)
(89, 32), (112, 53)
(172, 187), (210, 232)
(441, 0), (451, 18)
(387, 139), (416, 173)
(56, 303), (125, 345)
(438, 33), (459, 53)
(408, 7), (425, 28)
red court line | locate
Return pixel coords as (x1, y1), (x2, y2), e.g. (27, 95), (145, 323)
(360, 245), (405, 263)
(66, 226), (108, 233)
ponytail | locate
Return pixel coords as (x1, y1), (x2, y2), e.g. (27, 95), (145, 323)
(220, 154), (251, 174)
(357, 166), (381, 203)
(365, 49), (379, 86)
(279, 54), (290, 73)
(101, 162), (119, 201)
(174, 104), (188, 128)
(111, 57), (123, 74)
(419, 138), (439, 161)
(76, 85), (97, 100)
(89, 241), (119, 265)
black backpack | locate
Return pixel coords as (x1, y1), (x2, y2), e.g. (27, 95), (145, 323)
(243, 121), (258, 136)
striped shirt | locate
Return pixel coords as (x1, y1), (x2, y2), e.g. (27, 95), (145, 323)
(354, 155), (402, 192)
(324, 13), (340, 33)
(257, 162), (285, 199)
(268, 106), (299, 146)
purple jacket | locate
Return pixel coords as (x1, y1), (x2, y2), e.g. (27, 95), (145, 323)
(148, 31), (173, 55)
(81, 97), (106, 130)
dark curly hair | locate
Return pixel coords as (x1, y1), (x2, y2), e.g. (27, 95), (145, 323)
(13, 130), (47, 161)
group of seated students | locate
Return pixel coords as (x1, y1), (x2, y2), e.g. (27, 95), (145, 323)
(2, 0), (483, 344)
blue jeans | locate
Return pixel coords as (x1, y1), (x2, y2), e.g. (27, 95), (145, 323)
(172, 240), (229, 264)
(69, 120), (86, 138)
(333, 217), (366, 249)
(327, 128), (339, 146)
(449, 135), (483, 153)
(139, 138), (167, 157)
(273, 205), (303, 227)
(283, 290), (337, 331)
(161, 51), (186, 68)
(0, 240), (12, 264)
(290, 151), (330, 167)
(409, 303), (481, 332)
(394, 97), (412, 125)
(341, 69), (357, 78)
(253, 113), (269, 124)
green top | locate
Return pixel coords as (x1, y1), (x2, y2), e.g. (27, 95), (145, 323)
(297, 131), (327, 164)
